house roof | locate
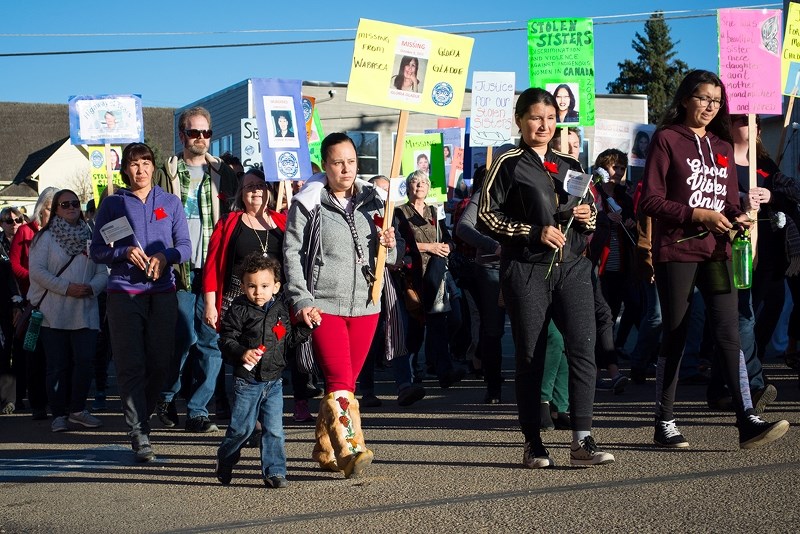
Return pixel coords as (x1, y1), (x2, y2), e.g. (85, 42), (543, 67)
(0, 178), (38, 199)
(12, 137), (68, 183)
(0, 102), (175, 185)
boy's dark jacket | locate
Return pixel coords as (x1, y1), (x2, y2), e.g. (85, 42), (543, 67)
(218, 294), (312, 382)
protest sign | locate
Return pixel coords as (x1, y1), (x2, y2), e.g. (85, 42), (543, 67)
(68, 94), (144, 146)
(528, 18), (595, 126)
(252, 78), (313, 182)
(98, 216), (134, 244)
(241, 118), (262, 168)
(783, 3), (800, 96)
(89, 146), (124, 203)
(402, 133), (446, 203)
(718, 8), (781, 114)
(347, 18), (473, 117)
(424, 127), (462, 188)
(470, 72), (515, 147)
(563, 170), (592, 198)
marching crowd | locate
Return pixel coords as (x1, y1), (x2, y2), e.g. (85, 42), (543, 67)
(1, 69), (798, 485)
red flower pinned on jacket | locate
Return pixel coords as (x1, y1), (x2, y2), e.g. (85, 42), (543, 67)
(429, 219), (436, 227)
(272, 319), (286, 341)
(154, 207), (167, 220)
(373, 213), (384, 227)
(336, 396), (349, 411)
(757, 168), (769, 178)
(217, 192), (226, 201)
(543, 161), (559, 174)
(715, 153), (729, 167)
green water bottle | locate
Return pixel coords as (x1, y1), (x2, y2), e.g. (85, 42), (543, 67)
(732, 230), (752, 289)
(23, 309), (43, 352)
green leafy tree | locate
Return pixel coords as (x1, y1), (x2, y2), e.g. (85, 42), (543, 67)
(606, 12), (690, 124)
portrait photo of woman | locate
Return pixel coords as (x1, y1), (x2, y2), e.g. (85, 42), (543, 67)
(391, 56), (422, 93)
(549, 83), (580, 124)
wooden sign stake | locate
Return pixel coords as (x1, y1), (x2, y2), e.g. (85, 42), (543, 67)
(104, 143), (114, 197)
(776, 76), (799, 167)
(370, 110), (409, 305)
(748, 114), (759, 267)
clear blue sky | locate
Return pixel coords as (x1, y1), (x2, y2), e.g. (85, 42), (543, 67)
(0, 1), (784, 108)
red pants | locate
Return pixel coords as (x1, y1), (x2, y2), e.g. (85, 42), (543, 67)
(311, 313), (379, 393)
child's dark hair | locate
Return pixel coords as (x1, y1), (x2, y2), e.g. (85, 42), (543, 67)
(238, 252), (282, 283)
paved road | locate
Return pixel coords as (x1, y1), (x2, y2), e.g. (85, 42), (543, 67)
(1, 360), (799, 533)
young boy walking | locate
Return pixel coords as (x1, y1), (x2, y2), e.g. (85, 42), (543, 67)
(215, 253), (318, 487)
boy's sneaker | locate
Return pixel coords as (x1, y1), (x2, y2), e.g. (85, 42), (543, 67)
(610, 374), (629, 395)
(264, 475), (288, 488)
(156, 400), (178, 428)
(215, 460), (233, 485)
(654, 419), (689, 448)
(522, 440), (555, 469)
(738, 415), (790, 449)
(68, 410), (102, 428)
(185, 416), (219, 433)
(751, 384), (777, 415)
(51, 416), (69, 432)
(570, 436), (615, 466)
(293, 399), (314, 422)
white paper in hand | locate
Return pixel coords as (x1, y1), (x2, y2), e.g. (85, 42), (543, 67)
(436, 204), (446, 221)
(99, 216), (134, 244)
(563, 170), (593, 198)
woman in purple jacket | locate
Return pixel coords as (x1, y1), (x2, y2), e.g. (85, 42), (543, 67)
(639, 70), (788, 451)
(91, 143), (191, 463)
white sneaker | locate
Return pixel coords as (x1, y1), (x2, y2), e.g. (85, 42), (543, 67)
(51, 416), (69, 432)
(68, 410), (102, 428)
(522, 441), (555, 469)
(570, 436), (615, 466)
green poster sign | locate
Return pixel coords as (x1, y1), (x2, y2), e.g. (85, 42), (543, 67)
(308, 107), (324, 169)
(527, 18), (595, 126)
(401, 133), (446, 203)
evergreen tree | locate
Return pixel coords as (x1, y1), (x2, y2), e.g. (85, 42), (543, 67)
(606, 12), (690, 124)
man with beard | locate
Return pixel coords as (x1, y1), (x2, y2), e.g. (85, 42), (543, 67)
(153, 107), (238, 433)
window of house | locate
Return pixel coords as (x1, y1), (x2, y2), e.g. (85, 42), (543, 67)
(346, 131), (380, 176)
(210, 134), (233, 157)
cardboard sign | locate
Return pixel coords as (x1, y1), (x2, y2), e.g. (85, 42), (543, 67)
(347, 18), (474, 117)
(389, 177), (407, 201)
(783, 3), (800, 95)
(718, 8), (782, 114)
(99, 216), (134, 244)
(470, 72), (515, 147)
(68, 94), (144, 145)
(402, 133), (447, 203)
(89, 146), (124, 203)
(240, 118), (262, 168)
(528, 18), (595, 126)
(424, 127), (462, 188)
(252, 78), (313, 182)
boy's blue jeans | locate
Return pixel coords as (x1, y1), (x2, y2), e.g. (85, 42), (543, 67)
(217, 377), (286, 478)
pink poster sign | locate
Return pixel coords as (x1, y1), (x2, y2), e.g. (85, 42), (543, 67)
(718, 8), (782, 115)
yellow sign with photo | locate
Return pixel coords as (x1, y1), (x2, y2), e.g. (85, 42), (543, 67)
(347, 18), (474, 117)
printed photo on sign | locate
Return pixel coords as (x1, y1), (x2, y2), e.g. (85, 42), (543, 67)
(547, 83), (580, 124)
(631, 128), (653, 167)
(414, 150), (431, 175)
(443, 144), (453, 165)
(69, 94), (144, 145)
(264, 96), (300, 149)
(389, 55), (427, 102)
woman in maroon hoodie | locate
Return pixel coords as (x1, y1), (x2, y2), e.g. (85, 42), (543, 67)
(640, 70), (788, 450)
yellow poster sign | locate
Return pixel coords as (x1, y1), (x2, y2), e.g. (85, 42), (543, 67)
(782, 2), (800, 95)
(347, 18), (474, 117)
(89, 146), (124, 205)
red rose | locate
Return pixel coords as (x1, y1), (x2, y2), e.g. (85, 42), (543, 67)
(430, 219), (436, 227)
(373, 213), (384, 227)
(272, 319), (286, 341)
(339, 415), (351, 426)
(543, 161), (559, 173)
(217, 192), (226, 201)
(757, 169), (769, 178)
(336, 396), (349, 411)
(715, 154), (729, 167)
(154, 207), (167, 220)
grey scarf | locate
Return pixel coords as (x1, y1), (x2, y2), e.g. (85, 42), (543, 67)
(49, 215), (91, 256)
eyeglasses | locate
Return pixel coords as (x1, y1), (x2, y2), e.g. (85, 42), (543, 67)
(242, 183), (266, 191)
(2, 217), (23, 224)
(691, 95), (723, 109)
(58, 200), (81, 209)
(183, 129), (213, 139)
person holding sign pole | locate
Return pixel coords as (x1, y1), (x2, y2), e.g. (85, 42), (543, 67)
(91, 142), (191, 463)
(283, 132), (400, 479)
(477, 87), (613, 469)
(639, 70), (789, 450)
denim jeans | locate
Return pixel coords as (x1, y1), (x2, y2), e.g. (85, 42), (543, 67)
(40, 327), (97, 416)
(161, 270), (223, 419)
(631, 280), (662, 372)
(217, 377), (286, 478)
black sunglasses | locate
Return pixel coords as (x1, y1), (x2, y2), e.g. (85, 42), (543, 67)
(183, 129), (212, 139)
(2, 217), (23, 224)
(58, 200), (81, 209)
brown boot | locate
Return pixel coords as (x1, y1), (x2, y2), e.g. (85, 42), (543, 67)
(312, 408), (340, 472)
(318, 392), (360, 473)
(342, 394), (374, 479)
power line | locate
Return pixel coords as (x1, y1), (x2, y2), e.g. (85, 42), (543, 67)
(0, 6), (782, 59)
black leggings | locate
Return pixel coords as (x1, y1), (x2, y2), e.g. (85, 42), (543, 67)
(654, 261), (751, 421)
